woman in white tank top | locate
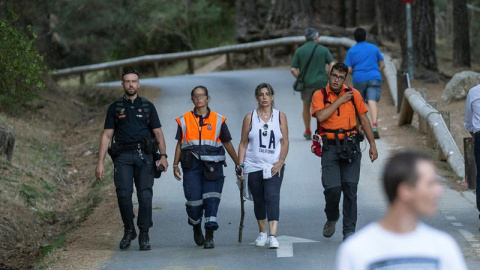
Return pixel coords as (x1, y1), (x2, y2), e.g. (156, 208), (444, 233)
(237, 83), (289, 249)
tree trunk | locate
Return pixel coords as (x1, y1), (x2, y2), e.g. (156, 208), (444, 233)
(235, 0), (262, 43)
(412, 0), (438, 72)
(374, 0), (399, 41)
(263, 0), (313, 38)
(356, 0), (375, 25)
(348, 0), (357, 27)
(452, 0), (471, 67)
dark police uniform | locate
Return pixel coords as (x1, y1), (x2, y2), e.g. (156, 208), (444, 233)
(104, 96), (161, 230)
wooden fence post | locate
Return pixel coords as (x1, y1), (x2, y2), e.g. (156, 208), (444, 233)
(396, 72), (408, 113)
(464, 137), (476, 190)
(80, 73), (85, 85)
(398, 93), (414, 126)
(336, 46), (344, 62)
(118, 67), (123, 80)
(153, 62), (159, 77)
(226, 53), (232, 70)
(418, 88), (428, 133)
(187, 59), (194, 74)
(425, 100), (438, 149)
(437, 110), (450, 161)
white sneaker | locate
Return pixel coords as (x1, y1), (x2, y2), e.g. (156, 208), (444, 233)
(255, 232), (268, 247)
(267, 235), (279, 249)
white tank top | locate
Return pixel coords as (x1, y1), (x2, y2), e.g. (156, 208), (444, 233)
(245, 109), (283, 169)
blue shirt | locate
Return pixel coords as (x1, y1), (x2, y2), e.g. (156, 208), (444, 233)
(345, 42), (384, 83)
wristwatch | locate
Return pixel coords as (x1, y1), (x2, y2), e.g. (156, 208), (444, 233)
(159, 154), (168, 159)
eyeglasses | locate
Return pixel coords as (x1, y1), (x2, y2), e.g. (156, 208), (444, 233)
(192, 94), (207, 99)
(262, 124), (268, 136)
(330, 74), (346, 81)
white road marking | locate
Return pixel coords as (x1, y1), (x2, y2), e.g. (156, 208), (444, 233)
(452, 222), (463, 227)
(445, 216), (457, 221)
(275, 235), (318, 258)
(459, 229), (477, 242)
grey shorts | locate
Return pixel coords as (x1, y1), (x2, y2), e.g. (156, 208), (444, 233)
(301, 88), (318, 103)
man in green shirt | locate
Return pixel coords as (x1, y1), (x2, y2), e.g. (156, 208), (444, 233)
(290, 28), (334, 140)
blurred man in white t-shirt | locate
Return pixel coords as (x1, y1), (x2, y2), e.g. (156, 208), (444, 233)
(336, 151), (467, 270)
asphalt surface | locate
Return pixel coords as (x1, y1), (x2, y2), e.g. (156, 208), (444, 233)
(99, 68), (480, 270)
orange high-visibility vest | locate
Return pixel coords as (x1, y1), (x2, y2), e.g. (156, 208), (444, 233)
(176, 110), (226, 162)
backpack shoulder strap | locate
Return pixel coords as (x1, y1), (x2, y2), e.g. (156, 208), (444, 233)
(114, 97), (124, 124)
(346, 87), (358, 117)
(140, 96), (151, 126)
(321, 88), (329, 105)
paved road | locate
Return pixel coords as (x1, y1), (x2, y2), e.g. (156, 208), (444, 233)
(100, 68), (480, 270)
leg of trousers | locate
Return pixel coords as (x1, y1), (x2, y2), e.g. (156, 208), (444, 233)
(183, 159), (224, 230)
(321, 145), (361, 233)
(114, 150), (154, 229)
(475, 133), (480, 218)
(248, 166), (284, 221)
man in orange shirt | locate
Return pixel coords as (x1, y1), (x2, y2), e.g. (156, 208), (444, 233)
(311, 63), (378, 241)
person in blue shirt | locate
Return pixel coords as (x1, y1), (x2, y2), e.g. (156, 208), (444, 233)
(345, 28), (385, 139)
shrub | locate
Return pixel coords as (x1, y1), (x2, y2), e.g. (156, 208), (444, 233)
(0, 13), (46, 114)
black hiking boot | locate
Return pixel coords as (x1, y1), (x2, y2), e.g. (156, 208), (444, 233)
(204, 228), (215, 249)
(193, 224), (205, 246)
(119, 222), (137, 250)
(139, 230), (151, 251)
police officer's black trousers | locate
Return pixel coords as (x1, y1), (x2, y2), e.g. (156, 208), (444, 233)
(113, 150), (154, 230)
(321, 144), (361, 235)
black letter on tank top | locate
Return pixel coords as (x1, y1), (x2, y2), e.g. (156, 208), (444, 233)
(268, 130), (275, 149)
(259, 129), (266, 148)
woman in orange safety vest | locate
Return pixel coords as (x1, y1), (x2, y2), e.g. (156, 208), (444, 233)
(172, 85), (239, 249)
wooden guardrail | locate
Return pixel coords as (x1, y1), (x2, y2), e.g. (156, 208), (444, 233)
(51, 35), (398, 111)
(398, 88), (465, 179)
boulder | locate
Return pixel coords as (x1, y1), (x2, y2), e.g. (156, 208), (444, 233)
(441, 71), (480, 104)
(0, 128), (15, 162)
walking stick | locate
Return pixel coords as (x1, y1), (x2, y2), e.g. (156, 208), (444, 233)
(238, 179), (245, 244)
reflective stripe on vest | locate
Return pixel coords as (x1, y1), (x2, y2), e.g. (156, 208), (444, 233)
(176, 111), (226, 162)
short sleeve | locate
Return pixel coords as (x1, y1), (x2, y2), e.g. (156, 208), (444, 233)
(353, 90), (368, 115)
(376, 47), (384, 61)
(175, 125), (182, 141)
(291, 51), (300, 68)
(345, 50), (352, 67)
(325, 49), (334, 64)
(311, 90), (326, 116)
(103, 103), (116, 130)
(219, 122), (232, 142)
(148, 103), (162, 129)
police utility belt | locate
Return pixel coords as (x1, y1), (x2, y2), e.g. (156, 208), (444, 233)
(322, 128), (364, 163)
(108, 136), (158, 157)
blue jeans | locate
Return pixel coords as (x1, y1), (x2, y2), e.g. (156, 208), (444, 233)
(182, 158), (225, 230)
(354, 79), (382, 102)
(113, 150), (155, 230)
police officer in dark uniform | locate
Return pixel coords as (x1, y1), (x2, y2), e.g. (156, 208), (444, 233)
(95, 69), (168, 251)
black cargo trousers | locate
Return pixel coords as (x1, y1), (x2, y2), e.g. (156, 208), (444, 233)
(320, 143), (361, 235)
(113, 149), (155, 230)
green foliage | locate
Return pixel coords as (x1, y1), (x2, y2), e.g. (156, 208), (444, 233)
(51, 0), (235, 66)
(20, 183), (43, 207)
(0, 14), (46, 113)
(39, 235), (65, 257)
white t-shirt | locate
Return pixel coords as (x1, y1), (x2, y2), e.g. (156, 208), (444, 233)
(244, 109), (283, 172)
(336, 222), (467, 270)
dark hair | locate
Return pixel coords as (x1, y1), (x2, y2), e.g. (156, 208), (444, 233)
(330, 63), (349, 76)
(122, 68), (139, 80)
(191, 85), (209, 98)
(382, 151), (431, 204)
(255, 83), (275, 107)
(353, 28), (366, 42)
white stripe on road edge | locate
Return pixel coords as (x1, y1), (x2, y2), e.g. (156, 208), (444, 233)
(459, 229), (477, 242)
(275, 236), (318, 258)
(445, 216), (457, 221)
(452, 223), (464, 227)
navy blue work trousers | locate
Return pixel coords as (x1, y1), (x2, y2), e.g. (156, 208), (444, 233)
(475, 132), (480, 218)
(113, 150), (154, 230)
(321, 144), (361, 235)
(183, 158), (225, 230)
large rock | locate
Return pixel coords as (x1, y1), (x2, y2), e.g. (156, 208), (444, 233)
(441, 71), (480, 104)
(0, 128), (15, 162)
